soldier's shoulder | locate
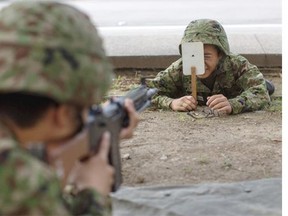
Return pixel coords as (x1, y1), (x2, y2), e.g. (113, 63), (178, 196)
(0, 133), (64, 214)
(171, 58), (183, 69)
(223, 54), (250, 65)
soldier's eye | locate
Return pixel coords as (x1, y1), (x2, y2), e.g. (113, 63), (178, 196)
(204, 55), (211, 60)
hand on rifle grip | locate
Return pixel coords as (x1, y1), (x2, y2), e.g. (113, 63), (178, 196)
(119, 98), (140, 139)
(67, 132), (115, 196)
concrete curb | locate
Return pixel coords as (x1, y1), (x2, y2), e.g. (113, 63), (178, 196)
(99, 25), (282, 69)
(109, 54), (282, 70)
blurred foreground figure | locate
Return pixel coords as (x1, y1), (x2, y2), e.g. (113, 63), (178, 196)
(0, 1), (138, 215)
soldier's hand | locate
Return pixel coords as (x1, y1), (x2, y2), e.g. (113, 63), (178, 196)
(68, 132), (114, 196)
(206, 94), (232, 114)
(170, 96), (197, 111)
(119, 98), (139, 139)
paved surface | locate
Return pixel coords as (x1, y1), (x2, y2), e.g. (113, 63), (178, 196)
(99, 25), (282, 69)
(0, 1), (282, 69)
(67, 0), (281, 27)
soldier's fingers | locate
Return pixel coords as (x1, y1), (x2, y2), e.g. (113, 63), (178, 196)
(210, 101), (228, 110)
(120, 98), (140, 139)
(186, 102), (196, 110)
(207, 95), (227, 107)
(182, 102), (195, 111)
(124, 98), (135, 112)
(217, 106), (229, 112)
(185, 95), (197, 104)
(98, 132), (111, 162)
(178, 104), (188, 112)
(206, 94), (223, 105)
(184, 95), (195, 102)
(183, 96), (197, 107)
(216, 103), (232, 114)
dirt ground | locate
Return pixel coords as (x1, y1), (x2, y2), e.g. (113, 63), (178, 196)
(110, 67), (282, 187)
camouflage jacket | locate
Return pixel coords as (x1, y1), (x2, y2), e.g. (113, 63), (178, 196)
(147, 54), (270, 114)
(0, 122), (111, 216)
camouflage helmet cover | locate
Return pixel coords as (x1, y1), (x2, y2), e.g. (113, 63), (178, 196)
(0, 1), (113, 106)
(180, 19), (230, 55)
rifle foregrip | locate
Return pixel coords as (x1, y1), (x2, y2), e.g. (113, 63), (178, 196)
(125, 85), (157, 112)
(88, 83), (157, 192)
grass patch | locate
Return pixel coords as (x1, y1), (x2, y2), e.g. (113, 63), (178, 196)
(177, 112), (188, 121)
(198, 157), (210, 165)
(265, 96), (282, 112)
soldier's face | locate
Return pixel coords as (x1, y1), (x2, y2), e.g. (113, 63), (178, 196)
(197, 44), (222, 79)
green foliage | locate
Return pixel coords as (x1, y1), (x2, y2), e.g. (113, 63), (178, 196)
(198, 156), (210, 165)
(111, 75), (125, 90)
(265, 96), (282, 112)
(177, 113), (188, 122)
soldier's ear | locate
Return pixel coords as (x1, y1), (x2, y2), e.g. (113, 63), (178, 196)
(53, 105), (75, 128)
(46, 105), (80, 140)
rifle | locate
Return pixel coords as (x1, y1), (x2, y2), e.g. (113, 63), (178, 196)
(44, 78), (157, 191)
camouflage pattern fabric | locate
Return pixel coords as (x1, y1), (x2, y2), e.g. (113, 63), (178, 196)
(179, 19), (230, 55)
(147, 19), (270, 114)
(0, 123), (111, 215)
(0, 1), (113, 106)
(0, 123), (70, 215)
(0, 1), (113, 215)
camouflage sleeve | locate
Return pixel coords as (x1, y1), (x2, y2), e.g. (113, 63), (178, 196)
(0, 148), (70, 216)
(0, 146), (111, 216)
(227, 56), (270, 114)
(146, 59), (184, 109)
(63, 184), (112, 216)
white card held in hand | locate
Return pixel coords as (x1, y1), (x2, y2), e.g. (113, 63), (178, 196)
(182, 42), (205, 75)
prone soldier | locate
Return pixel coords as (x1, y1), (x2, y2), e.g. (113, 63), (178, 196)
(148, 19), (274, 115)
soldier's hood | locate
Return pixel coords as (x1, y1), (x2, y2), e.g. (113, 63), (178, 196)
(179, 19), (230, 56)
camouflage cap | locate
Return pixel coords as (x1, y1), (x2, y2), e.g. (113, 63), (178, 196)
(180, 19), (230, 55)
(0, 1), (113, 106)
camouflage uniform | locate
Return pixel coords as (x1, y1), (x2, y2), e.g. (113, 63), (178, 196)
(147, 19), (271, 114)
(0, 2), (113, 215)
